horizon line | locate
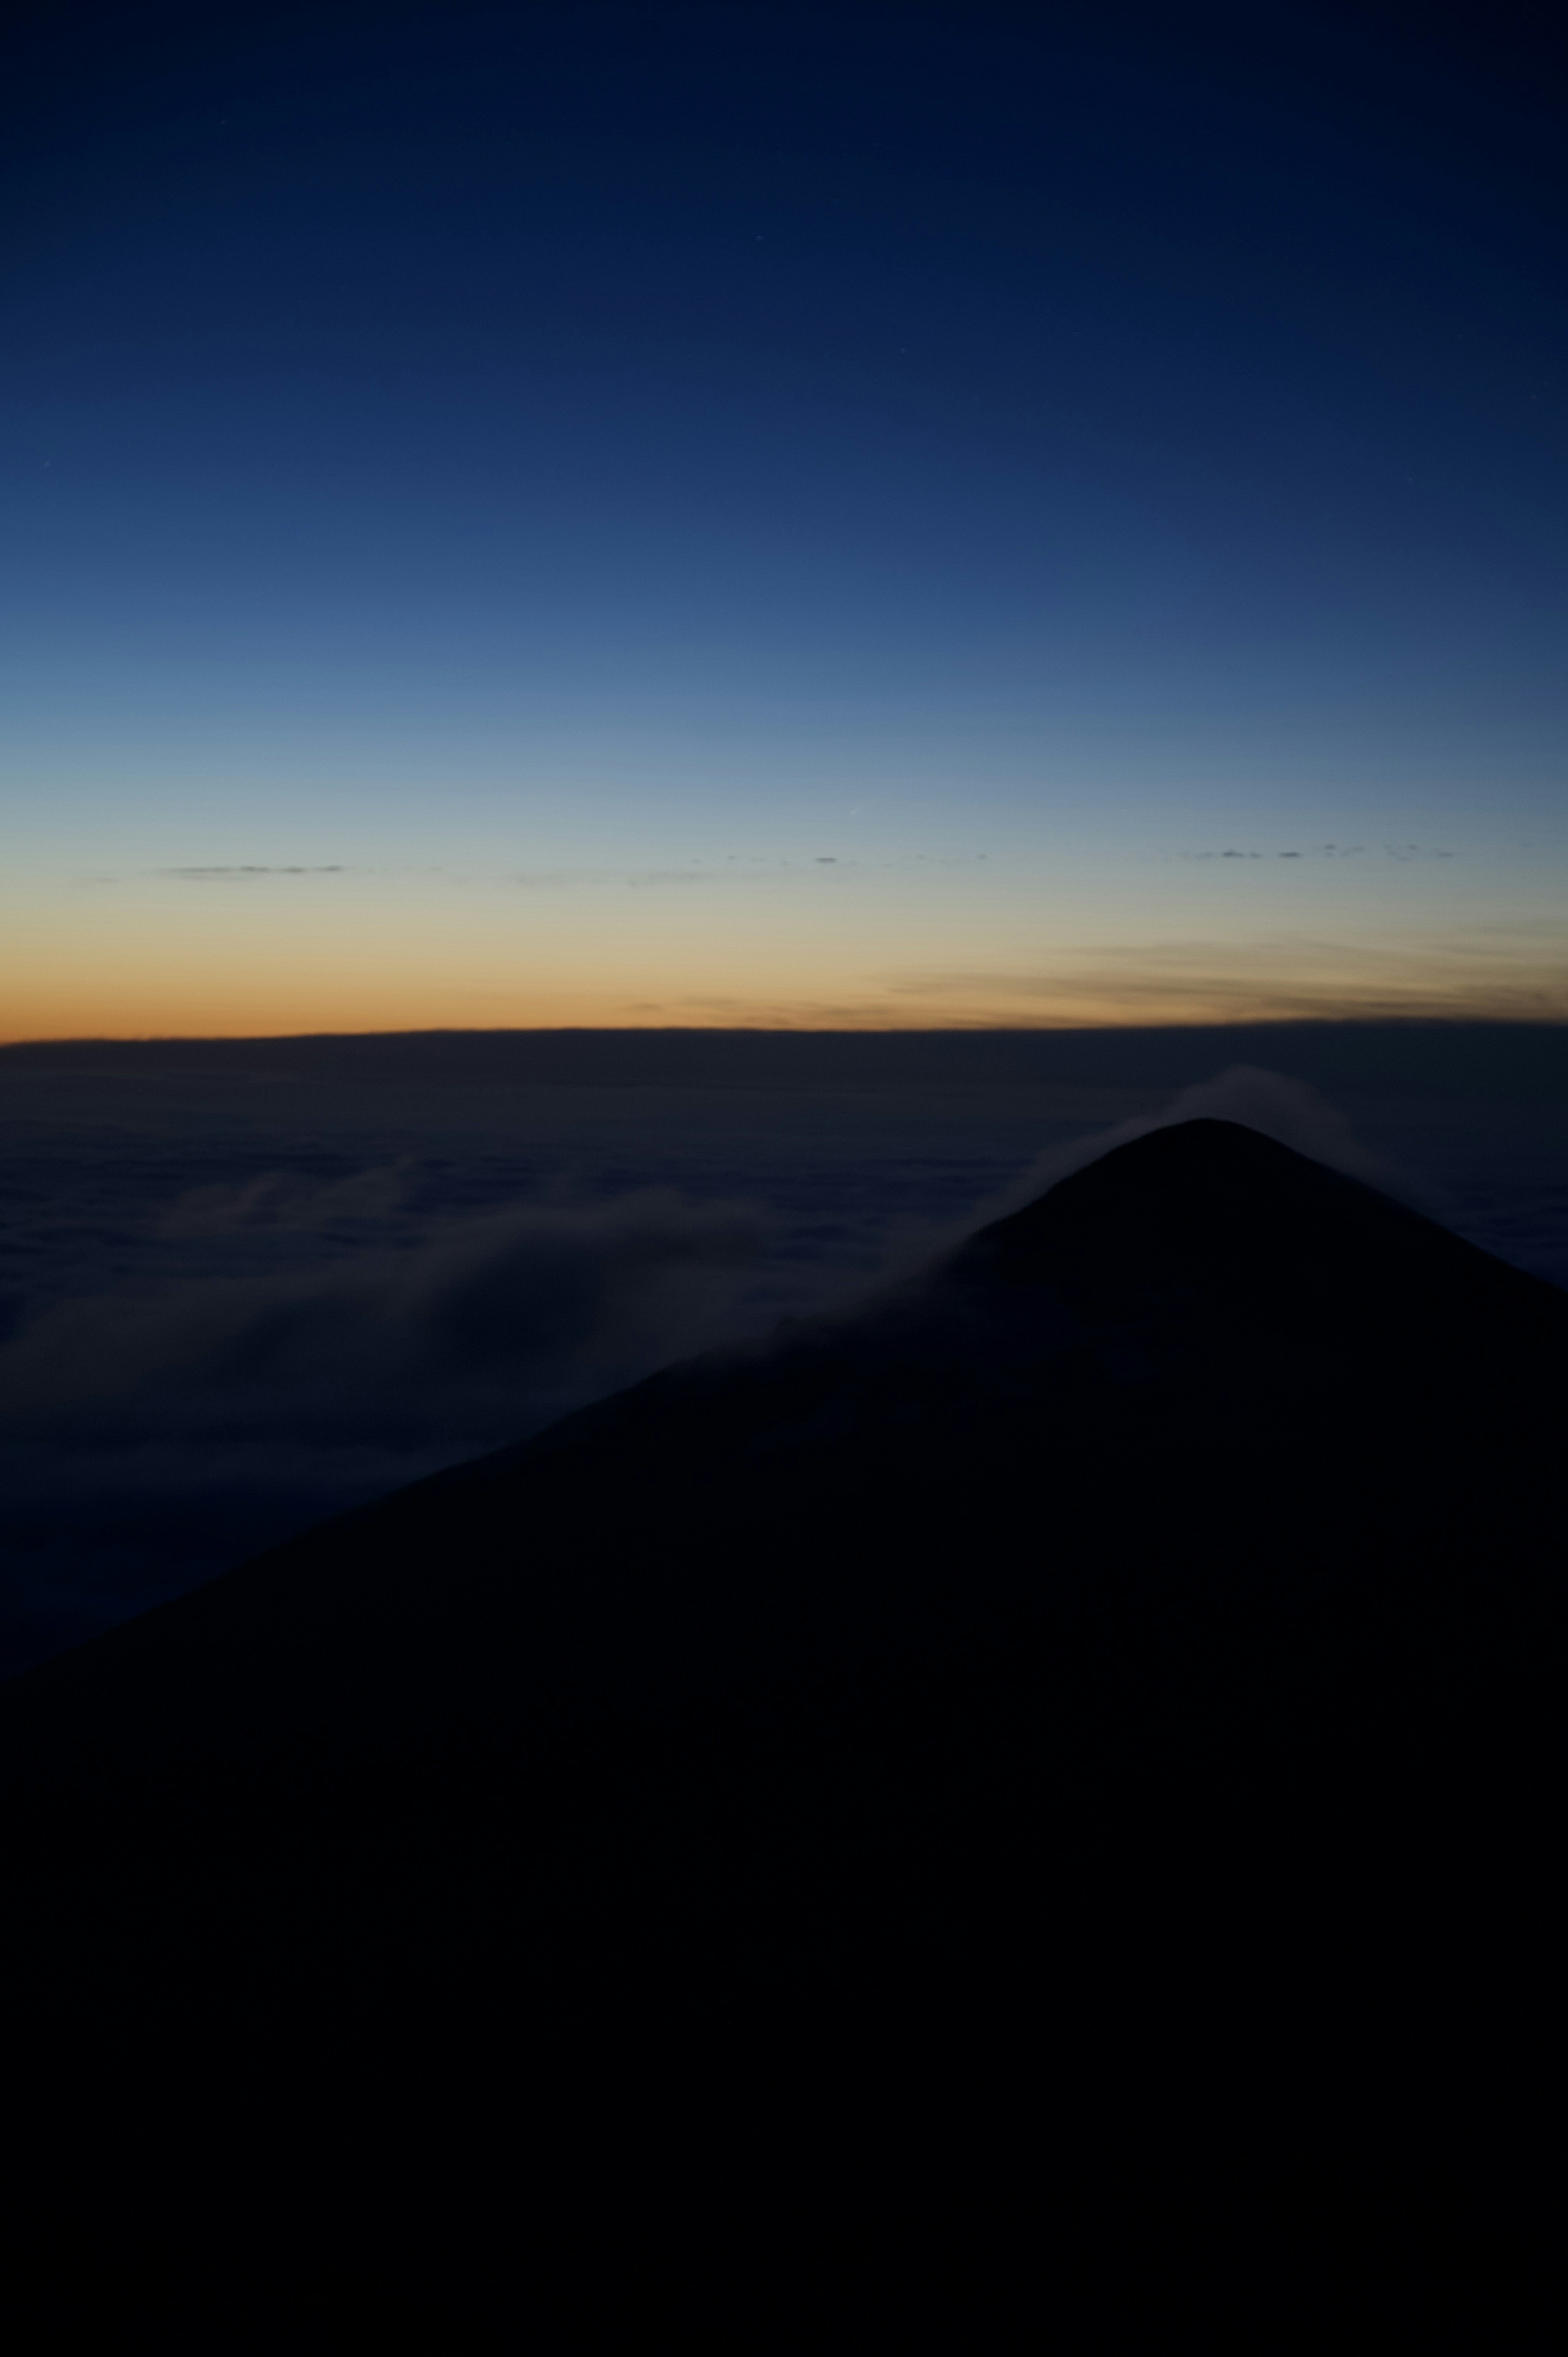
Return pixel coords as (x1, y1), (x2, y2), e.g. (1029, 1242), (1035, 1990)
(7, 1014), (1568, 1053)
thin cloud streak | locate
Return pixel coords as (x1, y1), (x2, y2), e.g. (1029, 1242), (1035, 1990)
(158, 866), (350, 881)
(886, 939), (1568, 1026)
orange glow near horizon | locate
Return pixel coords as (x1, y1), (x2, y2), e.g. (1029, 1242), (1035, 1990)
(7, 843), (1568, 1043)
(8, 930), (1567, 1042)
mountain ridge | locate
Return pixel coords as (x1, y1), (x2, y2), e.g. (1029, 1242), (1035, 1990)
(4, 1117), (1562, 2340)
(6, 1120), (1560, 1762)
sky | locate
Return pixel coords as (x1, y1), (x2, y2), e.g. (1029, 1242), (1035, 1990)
(3, 0), (1565, 1037)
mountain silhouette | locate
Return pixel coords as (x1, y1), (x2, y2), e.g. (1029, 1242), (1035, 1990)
(5, 1121), (1563, 2343)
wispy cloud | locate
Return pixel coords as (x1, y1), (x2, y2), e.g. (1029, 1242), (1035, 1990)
(69, 866), (355, 892)
(997, 1066), (1415, 1210)
(884, 934), (1568, 1024)
(158, 865), (350, 881)
(502, 853), (988, 891)
(1170, 844), (1454, 862)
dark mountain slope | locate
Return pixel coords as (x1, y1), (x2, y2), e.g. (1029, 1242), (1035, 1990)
(4, 1121), (1564, 2344)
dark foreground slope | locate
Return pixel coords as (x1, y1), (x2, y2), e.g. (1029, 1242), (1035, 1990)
(4, 1122), (1564, 2344)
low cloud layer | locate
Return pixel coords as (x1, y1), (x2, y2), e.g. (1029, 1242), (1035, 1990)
(0, 1186), (778, 1670)
(2, 1043), (1563, 1674)
(0, 1189), (767, 1447)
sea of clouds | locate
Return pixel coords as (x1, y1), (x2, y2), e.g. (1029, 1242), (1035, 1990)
(2, 1048), (1564, 1672)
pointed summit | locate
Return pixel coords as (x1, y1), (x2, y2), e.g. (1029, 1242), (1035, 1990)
(963, 1114), (1501, 1285)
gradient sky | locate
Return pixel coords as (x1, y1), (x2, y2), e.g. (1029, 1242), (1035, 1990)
(4, 0), (1565, 1036)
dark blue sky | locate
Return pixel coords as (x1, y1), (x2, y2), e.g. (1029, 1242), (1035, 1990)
(4, 1), (1565, 1032)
